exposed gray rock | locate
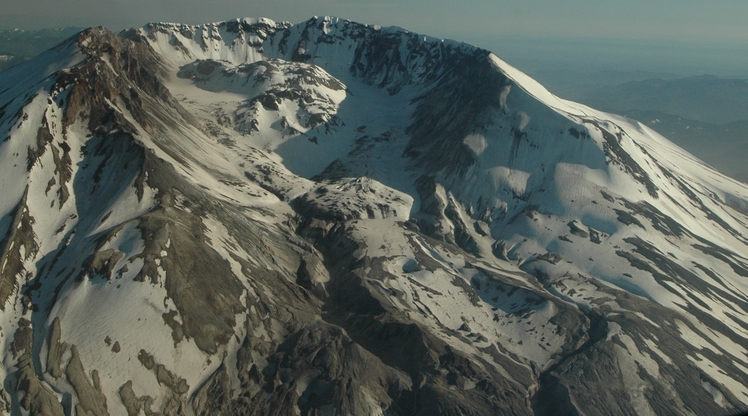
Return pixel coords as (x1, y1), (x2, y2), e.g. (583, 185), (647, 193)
(65, 346), (109, 415)
(45, 317), (67, 379)
(13, 319), (65, 416)
(0, 190), (37, 310)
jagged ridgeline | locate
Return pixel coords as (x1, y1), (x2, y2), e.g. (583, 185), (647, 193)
(0, 16), (747, 415)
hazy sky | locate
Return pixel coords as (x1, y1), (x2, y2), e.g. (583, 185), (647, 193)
(2, 0), (746, 43)
(2, 0), (747, 76)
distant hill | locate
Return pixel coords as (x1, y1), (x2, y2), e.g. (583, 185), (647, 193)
(552, 74), (748, 125)
(623, 110), (748, 183)
(532, 68), (681, 93)
(0, 27), (82, 71)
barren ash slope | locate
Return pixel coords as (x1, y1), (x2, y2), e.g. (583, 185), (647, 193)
(0, 15), (748, 415)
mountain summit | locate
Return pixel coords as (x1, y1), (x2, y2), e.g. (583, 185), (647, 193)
(1, 16), (747, 415)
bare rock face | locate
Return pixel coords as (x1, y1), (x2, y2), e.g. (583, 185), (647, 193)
(293, 177), (414, 221)
(0, 16), (748, 416)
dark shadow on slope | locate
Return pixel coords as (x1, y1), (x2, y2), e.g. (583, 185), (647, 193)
(24, 129), (146, 414)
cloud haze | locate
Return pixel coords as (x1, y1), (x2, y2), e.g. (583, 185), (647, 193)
(2, 0), (746, 45)
(3, 0), (746, 77)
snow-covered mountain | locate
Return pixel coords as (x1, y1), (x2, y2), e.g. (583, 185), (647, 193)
(1, 16), (748, 415)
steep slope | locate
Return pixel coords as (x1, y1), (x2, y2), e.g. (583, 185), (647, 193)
(617, 110), (748, 184)
(0, 16), (747, 415)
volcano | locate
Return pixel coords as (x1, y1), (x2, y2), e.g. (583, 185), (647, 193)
(0, 16), (747, 415)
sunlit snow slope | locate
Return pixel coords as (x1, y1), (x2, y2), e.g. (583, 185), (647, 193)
(0, 16), (747, 415)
